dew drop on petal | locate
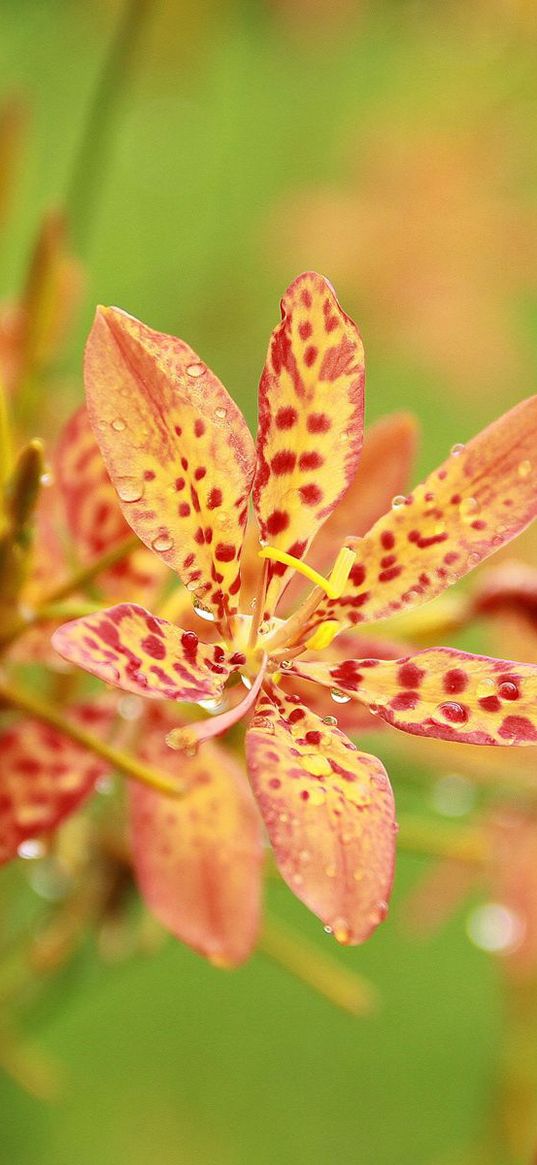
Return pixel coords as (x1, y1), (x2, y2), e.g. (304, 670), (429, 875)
(186, 362), (205, 378)
(436, 701), (468, 723)
(476, 678), (495, 699)
(192, 600), (216, 622)
(40, 471), (54, 487)
(301, 754), (331, 777)
(321, 715), (338, 726)
(111, 417), (126, 431)
(151, 533), (174, 553)
(450, 442), (465, 456)
(330, 688), (351, 705)
(391, 494), (407, 510)
(459, 497), (480, 522)
(116, 477), (144, 503)
(214, 406), (228, 421)
(279, 660), (292, 671)
(323, 924), (333, 935)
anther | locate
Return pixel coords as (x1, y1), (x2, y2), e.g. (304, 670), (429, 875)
(258, 545), (356, 600)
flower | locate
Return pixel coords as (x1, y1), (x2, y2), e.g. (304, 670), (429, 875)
(52, 271), (537, 954)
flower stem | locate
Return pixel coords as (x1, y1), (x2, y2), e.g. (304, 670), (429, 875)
(397, 814), (488, 864)
(257, 913), (378, 1016)
(65, 0), (151, 253)
(0, 533), (139, 651)
(0, 679), (184, 799)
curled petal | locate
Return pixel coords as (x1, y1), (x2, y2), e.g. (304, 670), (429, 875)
(55, 406), (165, 603)
(52, 603), (232, 702)
(312, 396), (537, 631)
(84, 307), (256, 624)
(0, 703), (113, 864)
(129, 707), (263, 966)
(291, 646), (537, 745)
(246, 687), (395, 944)
(253, 272), (365, 614)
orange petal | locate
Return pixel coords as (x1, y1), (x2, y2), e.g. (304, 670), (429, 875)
(129, 706), (263, 966)
(84, 307), (256, 625)
(291, 646), (537, 745)
(55, 405), (166, 603)
(283, 412), (418, 612)
(280, 629), (404, 734)
(52, 604), (232, 701)
(246, 687), (395, 944)
(0, 703), (112, 864)
(312, 396), (537, 631)
(253, 272), (365, 615)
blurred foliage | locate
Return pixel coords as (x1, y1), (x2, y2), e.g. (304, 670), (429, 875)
(1, 1), (537, 1162)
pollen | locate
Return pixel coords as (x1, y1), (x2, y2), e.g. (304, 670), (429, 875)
(306, 620), (341, 651)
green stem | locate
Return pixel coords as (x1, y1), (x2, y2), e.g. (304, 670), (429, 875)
(258, 913), (378, 1016)
(0, 679), (184, 799)
(0, 533), (139, 651)
(397, 814), (489, 865)
(65, 0), (151, 253)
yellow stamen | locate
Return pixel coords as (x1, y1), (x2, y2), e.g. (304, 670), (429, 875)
(258, 545), (356, 601)
(305, 620), (341, 652)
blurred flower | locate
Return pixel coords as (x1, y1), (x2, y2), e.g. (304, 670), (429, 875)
(270, 118), (537, 399)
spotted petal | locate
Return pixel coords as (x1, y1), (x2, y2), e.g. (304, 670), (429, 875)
(291, 647), (537, 745)
(246, 688), (395, 944)
(253, 272), (365, 614)
(55, 405), (166, 603)
(52, 604), (231, 701)
(311, 396), (537, 632)
(129, 706), (263, 966)
(0, 704), (112, 864)
(84, 307), (256, 625)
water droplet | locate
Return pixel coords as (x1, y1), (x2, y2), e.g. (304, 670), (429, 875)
(339, 429), (351, 444)
(321, 715), (338, 726)
(476, 678), (495, 699)
(17, 839), (46, 860)
(117, 477), (144, 503)
(192, 600), (216, 622)
(151, 533), (174, 553)
(301, 754), (331, 777)
(466, 902), (525, 953)
(184, 745), (198, 758)
(250, 597), (258, 610)
(258, 621), (271, 635)
(518, 459), (532, 479)
(436, 701), (468, 724)
(391, 495), (407, 509)
(214, 406), (227, 421)
(459, 497), (480, 523)
(323, 924), (333, 935)
(450, 442), (465, 456)
(197, 697), (225, 712)
(40, 471), (54, 487)
(330, 689), (351, 704)
(111, 417), (126, 431)
(186, 362), (205, 377)
(241, 674), (253, 690)
(279, 660), (292, 671)
(95, 775), (114, 796)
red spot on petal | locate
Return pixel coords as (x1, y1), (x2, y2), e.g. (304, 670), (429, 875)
(207, 488), (222, 509)
(307, 412), (331, 433)
(194, 466), (207, 481)
(443, 669), (468, 695)
(398, 663), (425, 688)
(266, 510), (289, 536)
(215, 542), (236, 562)
(479, 695), (501, 712)
(304, 345), (318, 367)
(298, 451), (323, 470)
(391, 691), (419, 711)
(178, 502), (190, 517)
(438, 702), (469, 724)
(300, 483), (323, 506)
(275, 406), (298, 430)
(499, 716), (537, 742)
(381, 531), (395, 550)
(194, 419), (205, 438)
(271, 450), (296, 475)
